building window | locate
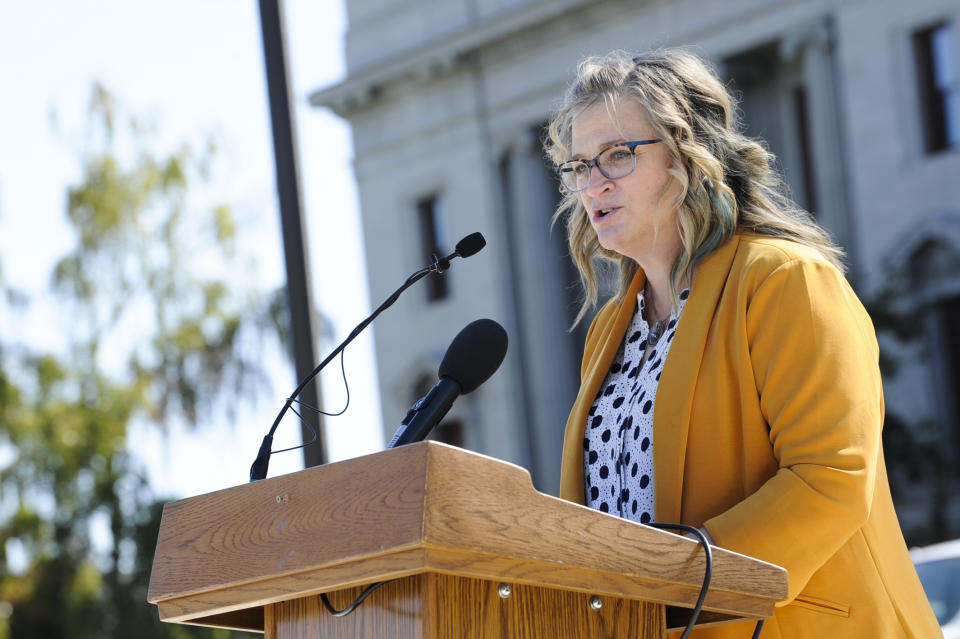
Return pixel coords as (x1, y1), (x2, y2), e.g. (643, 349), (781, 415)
(416, 194), (448, 301)
(913, 22), (959, 154)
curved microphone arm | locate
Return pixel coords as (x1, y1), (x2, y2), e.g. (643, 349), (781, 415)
(249, 237), (483, 481)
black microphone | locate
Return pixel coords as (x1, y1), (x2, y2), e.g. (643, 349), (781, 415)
(249, 233), (488, 481)
(431, 233), (485, 271)
(455, 232), (485, 259)
(388, 318), (508, 448)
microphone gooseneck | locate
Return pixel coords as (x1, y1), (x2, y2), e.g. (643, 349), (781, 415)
(388, 318), (508, 449)
(249, 232), (488, 481)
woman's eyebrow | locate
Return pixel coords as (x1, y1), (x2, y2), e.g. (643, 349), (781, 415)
(571, 137), (628, 160)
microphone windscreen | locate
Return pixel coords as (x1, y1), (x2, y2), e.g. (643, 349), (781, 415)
(439, 318), (507, 394)
(455, 232), (486, 258)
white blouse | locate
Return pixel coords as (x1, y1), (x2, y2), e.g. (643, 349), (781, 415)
(583, 288), (689, 524)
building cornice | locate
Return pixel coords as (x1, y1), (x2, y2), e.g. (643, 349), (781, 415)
(309, 0), (592, 117)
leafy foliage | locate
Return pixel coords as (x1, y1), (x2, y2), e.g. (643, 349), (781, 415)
(0, 84), (279, 638)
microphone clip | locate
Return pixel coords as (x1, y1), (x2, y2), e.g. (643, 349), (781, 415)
(431, 253), (451, 273)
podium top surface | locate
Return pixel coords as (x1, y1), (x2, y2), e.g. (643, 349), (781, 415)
(148, 442), (786, 630)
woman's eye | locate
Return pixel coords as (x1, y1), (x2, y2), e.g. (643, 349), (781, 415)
(608, 149), (631, 161)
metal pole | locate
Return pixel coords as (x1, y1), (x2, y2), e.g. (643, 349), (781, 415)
(258, 0), (326, 468)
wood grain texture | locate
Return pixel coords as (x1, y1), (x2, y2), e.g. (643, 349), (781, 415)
(420, 547), (774, 619)
(155, 547), (430, 623)
(274, 576), (427, 639)
(149, 442), (787, 632)
(419, 444), (783, 612)
(270, 574), (666, 639)
(149, 443), (432, 602)
(429, 574), (665, 639)
(264, 601), (275, 639)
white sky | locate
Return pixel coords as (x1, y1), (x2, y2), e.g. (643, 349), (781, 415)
(0, 0), (384, 500)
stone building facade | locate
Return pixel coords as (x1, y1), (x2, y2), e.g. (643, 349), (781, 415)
(311, 0), (960, 538)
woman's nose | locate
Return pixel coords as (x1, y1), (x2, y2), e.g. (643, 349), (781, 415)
(582, 165), (612, 196)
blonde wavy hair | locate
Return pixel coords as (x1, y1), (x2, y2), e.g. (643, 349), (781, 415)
(545, 48), (844, 326)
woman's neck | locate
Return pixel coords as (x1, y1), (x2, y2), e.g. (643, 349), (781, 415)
(643, 272), (672, 326)
(636, 241), (682, 326)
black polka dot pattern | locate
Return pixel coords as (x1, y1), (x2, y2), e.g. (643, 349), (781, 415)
(584, 287), (689, 524)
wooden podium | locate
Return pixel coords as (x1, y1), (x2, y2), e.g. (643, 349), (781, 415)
(148, 442), (787, 638)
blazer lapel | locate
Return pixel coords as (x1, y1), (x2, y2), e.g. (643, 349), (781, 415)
(561, 270), (646, 503)
(654, 235), (741, 523)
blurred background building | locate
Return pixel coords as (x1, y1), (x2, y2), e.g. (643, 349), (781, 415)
(311, 0), (960, 540)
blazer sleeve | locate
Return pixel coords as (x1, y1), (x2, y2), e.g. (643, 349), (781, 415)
(702, 255), (884, 602)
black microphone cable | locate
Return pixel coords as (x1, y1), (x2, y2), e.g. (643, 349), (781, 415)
(648, 522), (712, 639)
(318, 581), (388, 617)
(268, 346), (351, 456)
(648, 522), (764, 639)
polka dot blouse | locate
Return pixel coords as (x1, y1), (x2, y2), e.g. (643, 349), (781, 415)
(583, 287), (690, 524)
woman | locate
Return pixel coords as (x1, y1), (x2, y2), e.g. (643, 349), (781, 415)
(548, 49), (940, 638)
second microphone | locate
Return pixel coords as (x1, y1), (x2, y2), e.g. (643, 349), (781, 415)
(388, 319), (508, 448)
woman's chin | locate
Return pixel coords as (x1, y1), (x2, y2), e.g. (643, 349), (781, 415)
(595, 230), (636, 258)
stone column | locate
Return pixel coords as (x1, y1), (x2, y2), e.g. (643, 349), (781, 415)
(783, 16), (860, 272)
(499, 126), (580, 493)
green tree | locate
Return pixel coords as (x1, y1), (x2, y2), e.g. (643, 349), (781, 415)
(0, 84), (283, 638)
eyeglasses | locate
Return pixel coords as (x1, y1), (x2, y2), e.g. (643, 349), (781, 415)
(554, 139), (662, 192)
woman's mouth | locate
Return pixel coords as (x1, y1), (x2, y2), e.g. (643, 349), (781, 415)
(596, 207), (618, 219)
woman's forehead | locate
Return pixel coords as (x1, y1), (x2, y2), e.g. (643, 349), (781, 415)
(570, 98), (653, 156)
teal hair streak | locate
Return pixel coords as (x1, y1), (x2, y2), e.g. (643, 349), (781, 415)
(692, 181), (736, 263)
(669, 180), (737, 300)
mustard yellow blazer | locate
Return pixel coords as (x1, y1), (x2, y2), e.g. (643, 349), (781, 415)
(560, 234), (941, 638)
